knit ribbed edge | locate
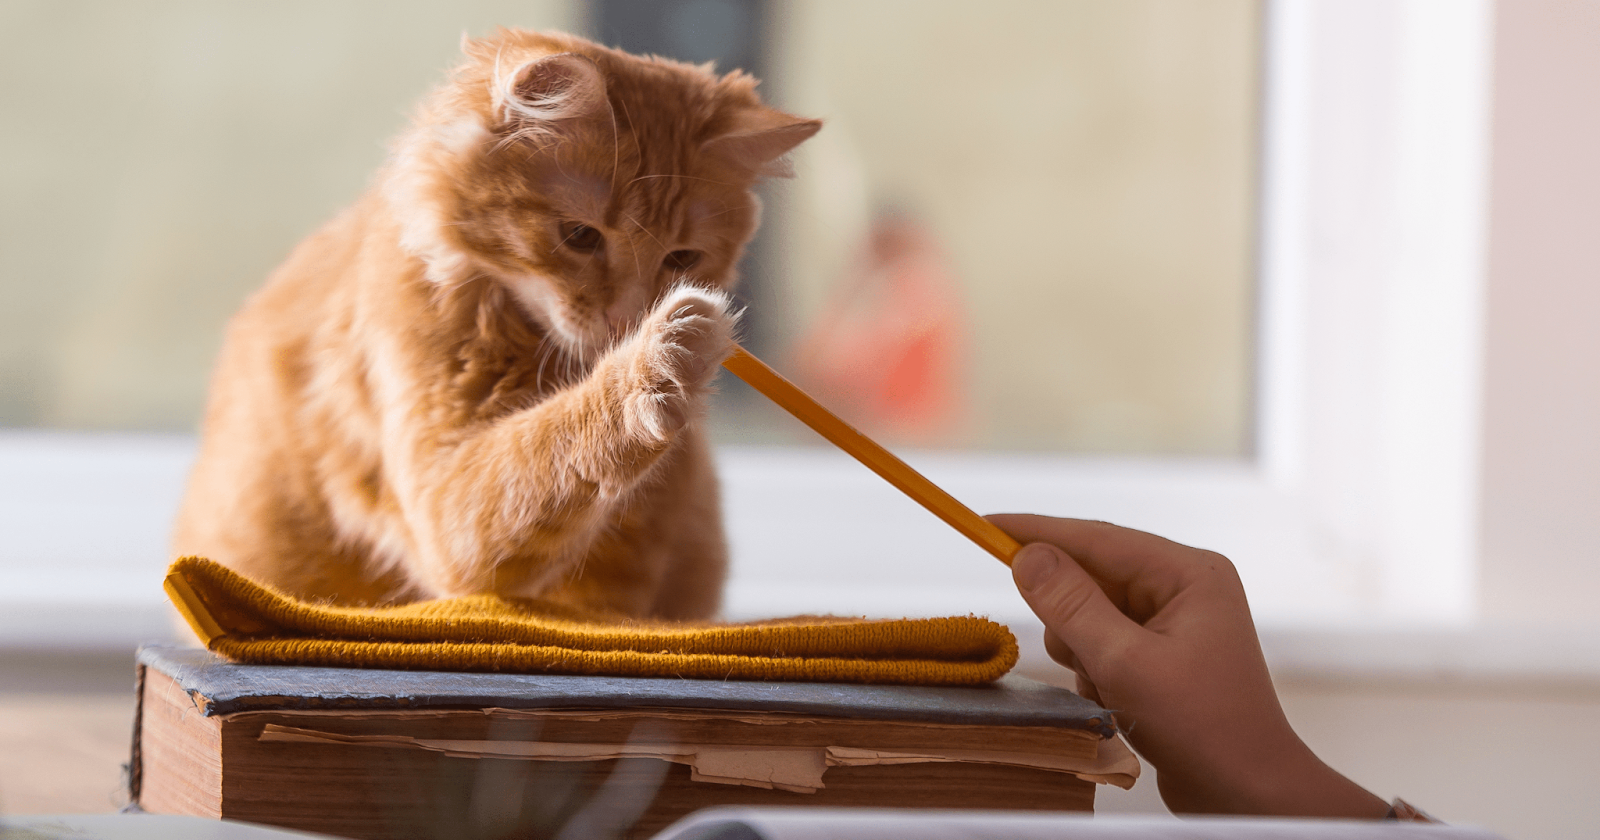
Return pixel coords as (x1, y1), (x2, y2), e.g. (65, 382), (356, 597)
(211, 637), (1018, 686)
(171, 557), (1019, 685)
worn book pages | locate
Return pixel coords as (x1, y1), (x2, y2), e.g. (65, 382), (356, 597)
(256, 722), (1139, 792)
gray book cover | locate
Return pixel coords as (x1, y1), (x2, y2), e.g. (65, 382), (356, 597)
(137, 644), (1115, 736)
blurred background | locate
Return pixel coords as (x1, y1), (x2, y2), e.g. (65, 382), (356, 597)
(0, 0), (1257, 455)
(4, 1), (1600, 838)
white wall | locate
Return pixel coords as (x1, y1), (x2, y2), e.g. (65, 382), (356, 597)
(1477, 0), (1600, 624)
(1259, 0), (1493, 624)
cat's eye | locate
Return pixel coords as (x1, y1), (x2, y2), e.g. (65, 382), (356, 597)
(560, 222), (604, 253)
(663, 250), (702, 271)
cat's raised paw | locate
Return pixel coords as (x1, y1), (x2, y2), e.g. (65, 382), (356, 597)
(622, 285), (737, 441)
(655, 285), (737, 381)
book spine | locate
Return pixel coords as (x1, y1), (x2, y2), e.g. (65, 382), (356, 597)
(126, 662), (146, 808)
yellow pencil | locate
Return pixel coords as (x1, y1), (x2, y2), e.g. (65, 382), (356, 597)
(722, 344), (1022, 566)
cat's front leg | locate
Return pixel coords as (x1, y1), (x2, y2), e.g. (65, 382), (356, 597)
(396, 284), (736, 598)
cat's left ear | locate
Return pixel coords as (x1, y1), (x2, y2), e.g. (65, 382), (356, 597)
(702, 109), (822, 179)
(498, 52), (609, 130)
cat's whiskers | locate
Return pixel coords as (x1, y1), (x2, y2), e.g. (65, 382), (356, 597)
(625, 173), (738, 189)
(696, 203), (740, 221)
(566, 343), (586, 385)
(623, 228), (646, 295)
(552, 151), (582, 188)
(562, 550), (590, 589)
(553, 223), (590, 252)
(428, 271), (482, 312)
(616, 97), (641, 181)
(625, 213), (668, 253)
(625, 214), (676, 308)
(533, 339), (559, 394)
(606, 85), (622, 196)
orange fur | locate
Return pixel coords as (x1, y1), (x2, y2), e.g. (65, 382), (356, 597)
(172, 29), (820, 619)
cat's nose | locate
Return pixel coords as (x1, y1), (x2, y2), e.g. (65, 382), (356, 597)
(603, 294), (643, 339)
(602, 306), (632, 341)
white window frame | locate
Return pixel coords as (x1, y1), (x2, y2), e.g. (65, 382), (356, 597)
(0, 0), (1495, 649)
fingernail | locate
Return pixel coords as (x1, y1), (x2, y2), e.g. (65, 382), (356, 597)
(1013, 543), (1059, 592)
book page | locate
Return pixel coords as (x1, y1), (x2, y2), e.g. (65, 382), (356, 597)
(257, 723), (1138, 792)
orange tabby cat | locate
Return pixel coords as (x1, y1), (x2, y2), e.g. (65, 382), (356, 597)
(171, 29), (820, 620)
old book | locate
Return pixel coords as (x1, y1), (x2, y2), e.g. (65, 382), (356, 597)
(130, 645), (1137, 840)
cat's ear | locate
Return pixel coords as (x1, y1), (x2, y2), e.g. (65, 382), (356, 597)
(498, 53), (609, 130)
(702, 108), (822, 179)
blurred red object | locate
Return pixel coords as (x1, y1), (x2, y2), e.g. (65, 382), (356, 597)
(788, 213), (973, 446)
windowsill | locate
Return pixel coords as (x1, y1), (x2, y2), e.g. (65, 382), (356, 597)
(1257, 625), (1600, 694)
(7, 605), (1600, 695)
(6, 431), (1597, 689)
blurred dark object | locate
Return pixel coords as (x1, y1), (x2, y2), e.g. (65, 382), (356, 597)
(592, 0), (765, 73)
(590, 0), (781, 360)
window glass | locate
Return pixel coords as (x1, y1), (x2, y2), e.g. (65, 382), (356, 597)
(0, 0), (578, 429)
(737, 0), (1261, 454)
(0, 0), (1258, 459)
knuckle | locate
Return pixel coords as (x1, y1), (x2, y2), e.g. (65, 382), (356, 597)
(1195, 548), (1242, 581)
(1041, 580), (1099, 630)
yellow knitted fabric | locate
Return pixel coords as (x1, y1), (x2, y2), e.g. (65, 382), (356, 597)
(164, 557), (1018, 686)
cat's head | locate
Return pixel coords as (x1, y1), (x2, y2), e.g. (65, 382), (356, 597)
(383, 29), (820, 358)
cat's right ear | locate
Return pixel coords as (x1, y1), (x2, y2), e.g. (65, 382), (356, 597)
(497, 53), (609, 132)
(702, 109), (823, 179)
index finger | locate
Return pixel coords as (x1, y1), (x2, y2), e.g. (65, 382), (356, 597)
(986, 514), (1230, 619)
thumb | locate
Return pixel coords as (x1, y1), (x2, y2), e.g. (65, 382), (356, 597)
(1012, 542), (1144, 670)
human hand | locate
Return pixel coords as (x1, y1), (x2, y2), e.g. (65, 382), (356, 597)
(988, 514), (1389, 819)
